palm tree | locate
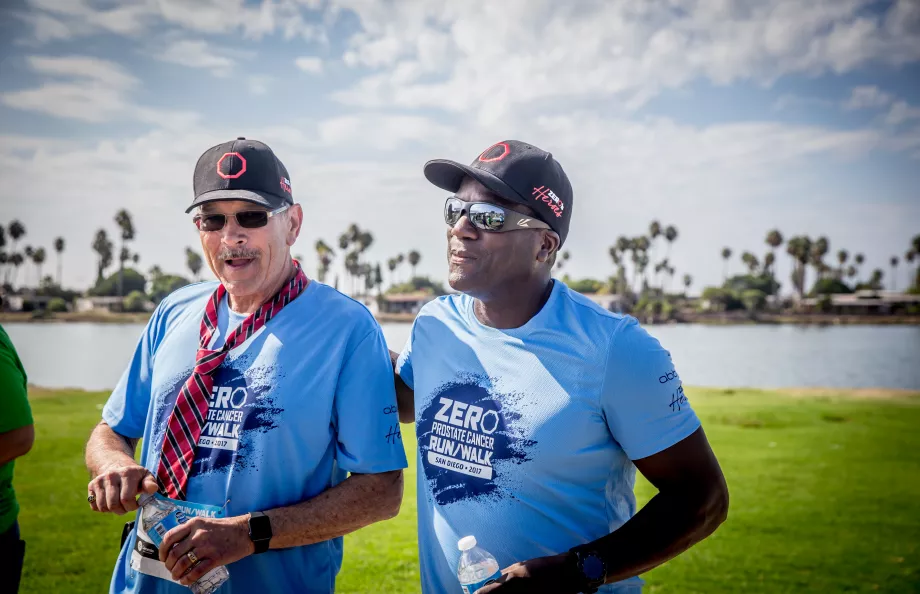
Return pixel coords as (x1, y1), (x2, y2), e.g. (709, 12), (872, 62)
(9, 253), (23, 286)
(114, 209), (135, 297)
(648, 220), (661, 260)
(185, 247), (203, 280)
(397, 253), (405, 283)
(741, 251), (759, 275)
(786, 236), (812, 298)
(23, 245), (34, 286)
(765, 229), (783, 254)
(664, 225), (678, 259)
(853, 252), (865, 284)
(890, 256), (899, 291)
(408, 250), (421, 278)
(557, 250), (571, 271)
(92, 229), (114, 283)
(8, 220), (25, 253)
(54, 237), (65, 286)
(810, 236), (829, 281)
(315, 240), (334, 283)
(764, 252), (775, 278)
(683, 274), (692, 295)
(32, 247), (46, 283)
(387, 258), (398, 287)
(721, 247), (732, 281)
(836, 249), (848, 280)
(907, 250), (917, 290)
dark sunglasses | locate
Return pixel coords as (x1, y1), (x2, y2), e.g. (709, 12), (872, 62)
(193, 205), (290, 232)
(444, 197), (551, 233)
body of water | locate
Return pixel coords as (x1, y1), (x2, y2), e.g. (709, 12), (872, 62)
(3, 322), (919, 392)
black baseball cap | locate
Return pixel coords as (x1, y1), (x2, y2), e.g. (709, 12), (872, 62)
(186, 137), (293, 213)
(424, 140), (574, 244)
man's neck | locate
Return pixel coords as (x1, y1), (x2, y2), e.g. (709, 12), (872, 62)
(473, 276), (554, 330)
(227, 258), (298, 315)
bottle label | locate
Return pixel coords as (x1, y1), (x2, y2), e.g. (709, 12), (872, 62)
(129, 495), (225, 584)
(145, 508), (186, 547)
(461, 570), (502, 594)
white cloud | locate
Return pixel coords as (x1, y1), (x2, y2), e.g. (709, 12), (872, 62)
(330, 0), (920, 122)
(295, 56), (324, 74)
(0, 55), (199, 126)
(156, 40), (241, 77)
(20, 0), (327, 43)
(843, 86), (895, 110)
(248, 76), (273, 96)
(886, 101), (920, 126)
(317, 114), (454, 150)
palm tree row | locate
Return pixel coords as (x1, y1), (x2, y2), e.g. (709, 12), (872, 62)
(607, 220), (681, 296)
(719, 230), (920, 298)
(0, 220), (65, 290)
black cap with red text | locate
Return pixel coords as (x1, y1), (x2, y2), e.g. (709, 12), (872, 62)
(423, 140), (574, 244)
(187, 137), (293, 213)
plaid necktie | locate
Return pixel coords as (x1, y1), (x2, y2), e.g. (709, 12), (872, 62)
(155, 260), (308, 500)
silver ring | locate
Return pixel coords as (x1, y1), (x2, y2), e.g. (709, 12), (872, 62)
(187, 550), (199, 565)
(87, 493), (96, 504)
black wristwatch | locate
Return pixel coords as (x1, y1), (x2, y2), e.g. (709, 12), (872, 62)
(568, 545), (608, 593)
(248, 511), (272, 554)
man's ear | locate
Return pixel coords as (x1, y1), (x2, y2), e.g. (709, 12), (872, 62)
(536, 230), (561, 264)
(287, 204), (304, 247)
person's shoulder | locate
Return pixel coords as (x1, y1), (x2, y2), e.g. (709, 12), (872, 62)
(555, 282), (632, 332)
(157, 281), (219, 315)
(417, 292), (466, 318)
(304, 281), (381, 334)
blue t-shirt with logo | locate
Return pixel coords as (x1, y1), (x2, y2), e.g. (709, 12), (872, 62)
(397, 281), (700, 593)
(103, 280), (408, 594)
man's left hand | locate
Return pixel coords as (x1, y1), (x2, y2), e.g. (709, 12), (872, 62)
(475, 553), (580, 594)
(159, 515), (254, 585)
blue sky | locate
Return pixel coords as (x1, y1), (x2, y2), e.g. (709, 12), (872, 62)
(1, 0), (918, 293)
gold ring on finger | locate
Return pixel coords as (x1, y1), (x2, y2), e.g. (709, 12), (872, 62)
(186, 550), (199, 565)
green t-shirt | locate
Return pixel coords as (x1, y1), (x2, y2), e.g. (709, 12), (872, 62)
(0, 325), (32, 534)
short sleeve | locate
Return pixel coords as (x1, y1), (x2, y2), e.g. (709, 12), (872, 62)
(601, 318), (700, 460)
(102, 305), (164, 439)
(0, 328), (32, 434)
(333, 327), (409, 474)
(395, 320), (415, 390)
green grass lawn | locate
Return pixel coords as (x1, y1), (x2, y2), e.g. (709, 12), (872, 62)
(14, 387), (920, 593)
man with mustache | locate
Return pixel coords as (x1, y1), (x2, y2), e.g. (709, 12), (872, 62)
(394, 140), (728, 593)
(85, 138), (407, 593)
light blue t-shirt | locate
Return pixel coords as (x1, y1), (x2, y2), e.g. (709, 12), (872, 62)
(397, 281), (700, 594)
(103, 280), (408, 594)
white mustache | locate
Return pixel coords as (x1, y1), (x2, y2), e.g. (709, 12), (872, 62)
(217, 249), (260, 260)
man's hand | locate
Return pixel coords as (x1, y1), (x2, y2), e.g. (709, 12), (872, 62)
(87, 462), (158, 515)
(476, 554), (579, 594)
(159, 515), (254, 585)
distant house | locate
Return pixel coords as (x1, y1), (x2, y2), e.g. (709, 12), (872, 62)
(801, 290), (920, 314)
(583, 292), (632, 313)
(75, 296), (128, 313)
(379, 292), (438, 315)
(2, 294), (55, 312)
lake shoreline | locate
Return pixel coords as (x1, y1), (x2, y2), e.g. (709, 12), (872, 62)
(2, 310), (918, 326)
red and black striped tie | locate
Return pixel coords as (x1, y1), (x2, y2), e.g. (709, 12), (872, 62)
(156, 260), (308, 500)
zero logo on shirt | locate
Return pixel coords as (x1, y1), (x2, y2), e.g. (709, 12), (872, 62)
(417, 377), (534, 506)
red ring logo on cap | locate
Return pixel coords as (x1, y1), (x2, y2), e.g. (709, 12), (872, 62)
(478, 142), (510, 163)
(216, 152), (247, 179)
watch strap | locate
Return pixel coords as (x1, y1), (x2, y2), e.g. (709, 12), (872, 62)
(248, 511), (272, 554)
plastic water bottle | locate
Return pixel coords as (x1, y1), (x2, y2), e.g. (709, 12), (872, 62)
(457, 535), (501, 594)
(138, 493), (230, 594)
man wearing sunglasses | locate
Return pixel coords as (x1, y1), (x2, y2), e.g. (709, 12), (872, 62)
(85, 137), (407, 594)
(394, 140), (728, 593)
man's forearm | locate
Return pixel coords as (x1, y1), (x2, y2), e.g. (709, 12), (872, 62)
(593, 485), (728, 583)
(85, 421), (138, 476)
(389, 349), (415, 424)
(265, 470), (403, 549)
(0, 425), (34, 466)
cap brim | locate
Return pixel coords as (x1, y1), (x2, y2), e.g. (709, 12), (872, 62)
(185, 189), (289, 213)
(423, 159), (529, 208)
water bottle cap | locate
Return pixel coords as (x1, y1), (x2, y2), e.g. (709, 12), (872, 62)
(458, 536), (477, 551)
